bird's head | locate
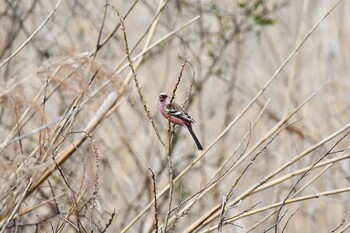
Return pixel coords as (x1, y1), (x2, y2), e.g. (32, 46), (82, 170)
(159, 92), (168, 102)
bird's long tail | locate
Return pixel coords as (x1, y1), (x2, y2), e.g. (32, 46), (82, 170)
(186, 125), (203, 150)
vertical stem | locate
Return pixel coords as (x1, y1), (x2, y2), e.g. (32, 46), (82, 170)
(163, 115), (174, 232)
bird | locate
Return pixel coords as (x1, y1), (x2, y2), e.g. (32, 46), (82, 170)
(159, 92), (203, 150)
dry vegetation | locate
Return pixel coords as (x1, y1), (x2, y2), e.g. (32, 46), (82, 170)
(0, 0), (350, 232)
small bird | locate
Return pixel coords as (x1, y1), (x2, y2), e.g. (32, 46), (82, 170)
(159, 92), (203, 150)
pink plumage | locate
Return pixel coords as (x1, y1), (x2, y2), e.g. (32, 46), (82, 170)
(159, 93), (203, 150)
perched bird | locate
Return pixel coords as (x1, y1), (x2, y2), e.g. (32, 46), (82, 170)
(159, 92), (203, 150)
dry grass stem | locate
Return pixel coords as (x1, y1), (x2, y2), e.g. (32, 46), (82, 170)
(0, 0), (349, 232)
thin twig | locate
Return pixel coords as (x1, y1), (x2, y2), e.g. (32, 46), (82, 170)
(273, 131), (350, 232)
(0, 179), (32, 233)
(281, 208), (300, 233)
(148, 167), (159, 233)
(0, 0), (63, 69)
(101, 209), (116, 233)
(108, 4), (166, 148)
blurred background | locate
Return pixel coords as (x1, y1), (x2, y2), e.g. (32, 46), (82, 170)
(0, 0), (350, 232)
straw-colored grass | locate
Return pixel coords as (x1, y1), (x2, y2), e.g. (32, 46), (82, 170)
(0, 0), (349, 232)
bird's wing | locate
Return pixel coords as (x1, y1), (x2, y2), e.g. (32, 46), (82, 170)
(165, 102), (195, 123)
